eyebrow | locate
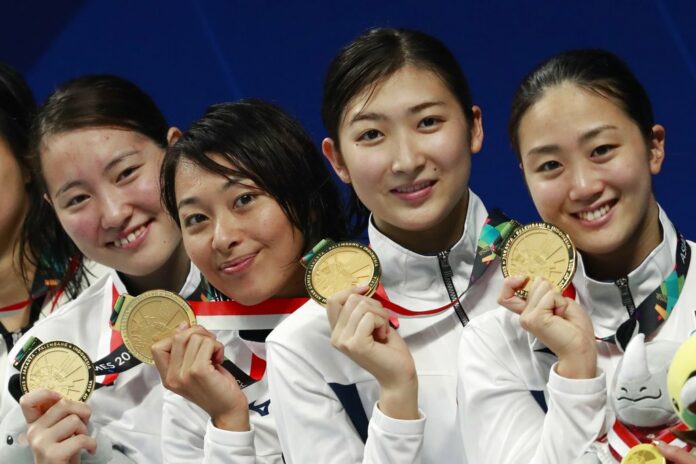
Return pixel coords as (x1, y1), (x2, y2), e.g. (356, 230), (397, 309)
(176, 176), (245, 210)
(525, 124), (619, 157)
(348, 100), (446, 126)
(53, 150), (141, 198)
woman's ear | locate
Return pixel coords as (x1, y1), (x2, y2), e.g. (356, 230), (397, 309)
(322, 138), (351, 184)
(648, 124), (666, 175)
(167, 127), (183, 146)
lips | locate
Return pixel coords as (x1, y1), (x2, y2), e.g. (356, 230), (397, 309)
(574, 200), (617, 222)
(390, 180), (436, 202)
(109, 221), (151, 249)
(219, 253), (256, 274)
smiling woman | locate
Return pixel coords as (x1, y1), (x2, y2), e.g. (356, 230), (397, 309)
(265, 27), (504, 464)
(153, 99), (350, 463)
(0, 75), (201, 464)
(457, 49), (696, 464)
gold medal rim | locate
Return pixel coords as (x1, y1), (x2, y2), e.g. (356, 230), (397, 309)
(620, 443), (665, 464)
(500, 222), (577, 298)
(20, 340), (95, 402)
(120, 289), (196, 364)
(305, 241), (381, 305)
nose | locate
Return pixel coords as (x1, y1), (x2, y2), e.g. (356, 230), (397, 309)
(211, 214), (241, 253)
(567, 163), (603, 203)
(390, 132), (425, 174)
(99, 193), (132, 229)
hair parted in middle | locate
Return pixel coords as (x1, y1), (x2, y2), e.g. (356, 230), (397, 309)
(321, 27), (477, 232)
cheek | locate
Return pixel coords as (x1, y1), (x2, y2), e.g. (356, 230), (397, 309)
(130, 177), (165, 212)
(527, 180), (565, 219)
(182, 235), (208, 267)
(57, 211), (99, 246)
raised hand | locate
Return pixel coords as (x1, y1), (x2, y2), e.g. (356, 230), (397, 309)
(498, 276), (597, 379)
(326, 285), (418, 419)
(20, 389), (96, 464)
(152, 324), (250, 431)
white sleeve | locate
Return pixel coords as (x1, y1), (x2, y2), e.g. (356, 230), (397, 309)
(161, 389), (208, 463)
(266, 340), (425, 464)
(203, 420), (257, 463)
(457, 322), (607, 464)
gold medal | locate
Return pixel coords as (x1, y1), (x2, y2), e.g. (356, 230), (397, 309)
(620, 443), (666, 464)
(500, 222), (576, 298)
(119, 290), (196, 364)
(20, 340), (94, 402)
(305, 241), (381, 305)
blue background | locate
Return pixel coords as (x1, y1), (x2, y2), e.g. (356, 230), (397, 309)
(3, 0), (695, 237)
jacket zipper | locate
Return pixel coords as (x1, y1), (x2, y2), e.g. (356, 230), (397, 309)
(437, 250), (469, 326)
(614, 276), (637, 317)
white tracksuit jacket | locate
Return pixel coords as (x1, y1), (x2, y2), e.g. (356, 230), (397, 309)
(457, 207), (696, 464)
(266, 191), (504, 463)
(161, 316), (299, 463)
(0, 265), (201, 463)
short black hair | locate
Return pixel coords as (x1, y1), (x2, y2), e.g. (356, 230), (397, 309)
(162, 99), (351, 252)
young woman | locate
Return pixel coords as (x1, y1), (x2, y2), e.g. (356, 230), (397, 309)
(152, 99), (350, 463)
(0, 75), (198, 463)
(457, 49), (696, 463)
(0, 63), (95, 401)
(266, 27), (504, 462)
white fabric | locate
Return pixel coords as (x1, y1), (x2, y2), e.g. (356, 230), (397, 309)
(267, 191), (503, 463)
(161, 313), (298, 463)
(0, 264), (200, 463)
(457, 207), (696, 464)
(0, 259), (108, 413)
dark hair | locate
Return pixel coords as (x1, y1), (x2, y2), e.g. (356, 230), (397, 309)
(0, 63), (88, 298)
(25, 75), (169, 296)
(321, 27), (475, 231)
(162, 99), (350, 253)
(509, 49), (654, 158)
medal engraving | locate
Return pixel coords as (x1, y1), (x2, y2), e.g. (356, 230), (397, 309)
(20, 341), (94, 402)
(620, 443), (666, 464)
(120, 290), (196, 364)
(306, 242), (381, 305)
(501, 222), (576, 298)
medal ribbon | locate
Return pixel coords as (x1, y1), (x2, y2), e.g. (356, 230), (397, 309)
(607, 419), (691, 461)
(306, 209), (521, 323)
(0, 255), (79, 315)
(596, 231), (690, 350)
(190, 282), (306, 385)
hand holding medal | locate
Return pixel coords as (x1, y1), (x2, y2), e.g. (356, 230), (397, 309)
(303, 239), (418, 420)
(496, 222), (597, 379)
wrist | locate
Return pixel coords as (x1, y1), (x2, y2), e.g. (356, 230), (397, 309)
(378, 379), (419, 420)
(556, 348), (598, 379)
(211, 409), (251, 432)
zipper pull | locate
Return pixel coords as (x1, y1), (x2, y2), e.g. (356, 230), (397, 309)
(614, 277), (637, 315)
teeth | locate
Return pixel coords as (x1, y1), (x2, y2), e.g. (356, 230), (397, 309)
(113, 225), (146, 248)
(395, 181), (430, 193)
(578, 204), (611, 221)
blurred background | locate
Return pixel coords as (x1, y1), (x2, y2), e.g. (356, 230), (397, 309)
(4, 0), (695, 236)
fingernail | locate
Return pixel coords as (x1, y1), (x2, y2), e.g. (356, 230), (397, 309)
(176, 322), (188, 331)
(354, 283), (370, 294)
(389, 316), (400, 329)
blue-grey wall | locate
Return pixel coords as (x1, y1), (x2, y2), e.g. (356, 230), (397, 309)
(3, 0), (695, 236)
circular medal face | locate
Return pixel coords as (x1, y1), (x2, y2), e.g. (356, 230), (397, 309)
(620, 443), (666, 464)
(120, 290), (196, 364)
(500, 222), (576, 298)
(305, 241), (381, 305)
(20, 340), (94, 402)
